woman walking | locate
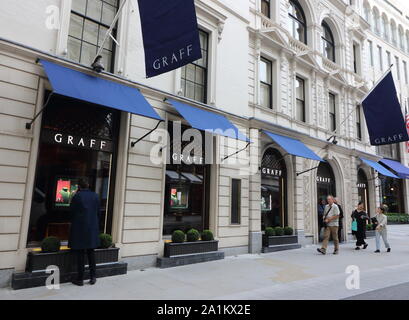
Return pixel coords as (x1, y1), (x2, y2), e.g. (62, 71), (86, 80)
(373, 206), (391, 253)
(351, 202), (369, 250)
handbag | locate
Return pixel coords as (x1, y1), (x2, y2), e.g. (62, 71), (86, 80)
(351, 220), (358, 232)
(322, 205), (333, 228)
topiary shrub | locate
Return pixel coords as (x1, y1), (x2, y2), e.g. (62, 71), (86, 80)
(41, 236), (61, 253)
(265, 227), (275, 237)
(171, 230), (185, 243)
(99, 233), (113, 248)
(284, 227), (293, 235)
(186, 228), (200, 242)
(201, 230), (214, 241)
(274, 227), (284, 236)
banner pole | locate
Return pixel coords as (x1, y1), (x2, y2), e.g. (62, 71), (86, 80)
(327, 64), (395, 138)
(359, 64), (394, 105)
(94, 0), (128, 62)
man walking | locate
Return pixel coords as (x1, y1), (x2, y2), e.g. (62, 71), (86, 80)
(317, 195), (340, 255)
(334, 198), (344, 243)
(69, 178), (100, 286)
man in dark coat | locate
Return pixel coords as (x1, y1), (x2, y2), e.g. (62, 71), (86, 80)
(68, 178), (100, 286)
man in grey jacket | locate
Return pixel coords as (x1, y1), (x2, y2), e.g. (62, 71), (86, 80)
(317, 195), (340, 255)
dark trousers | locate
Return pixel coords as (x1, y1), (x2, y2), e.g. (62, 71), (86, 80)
(75, 249), (96, 281)
(355, 236), (367, 247)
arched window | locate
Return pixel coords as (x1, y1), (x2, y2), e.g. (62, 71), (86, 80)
(382, 15), (389, 41)
(391, 21), (397, 46)
(399, 26), (405, 51)
(288, 0), (307, 44)
(406, 32), (409, 54)
(373, 8), (380, 35)
(322, 21), (335, 62)
(363, 2), (370, 23)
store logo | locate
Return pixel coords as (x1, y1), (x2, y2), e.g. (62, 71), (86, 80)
(317, 176), (331, 183)
(261, 167), (282, 177)
(42, 130), (113, 152)
(152, 45), (194, 71)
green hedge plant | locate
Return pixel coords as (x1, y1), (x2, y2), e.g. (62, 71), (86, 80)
(99, 233), (113, 248)
(186, 229), (200, 242)
(366, 224), (373, 231)
(201, 230), (214, 241)
(171, 230), (185, 243)
(284, 227), (293, 236)
(41, 236), (61, 253)
(274, 227), (284, 236)
(265, 227), (275, 237)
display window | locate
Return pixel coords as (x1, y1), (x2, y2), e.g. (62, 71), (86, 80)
(260, 148), (287, 229)
(163, 122), (211, 235)
(357, 169), (370, 214)
(27, 94), (120, 246)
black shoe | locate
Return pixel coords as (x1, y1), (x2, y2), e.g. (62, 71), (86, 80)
(72, 279), (84, 286)
(317, 248), (326, 255)
(387, 248), (391, 253)
(333, 250), (339, 255)
(363, 244), (368, 249)
(374, 250), (380, 253)
(89, 277), (97, 285)
(355, 247), (360, 250)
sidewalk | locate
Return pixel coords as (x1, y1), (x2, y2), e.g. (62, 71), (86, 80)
(1, 225), (409, 300)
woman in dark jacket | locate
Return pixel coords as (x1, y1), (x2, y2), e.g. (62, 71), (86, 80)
(351, 202), (369, 250)
(69, 178), (100, 286)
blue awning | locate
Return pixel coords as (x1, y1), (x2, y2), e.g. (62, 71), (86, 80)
(379, 159), (409, 179)
(360, 158), (399, 179)
(167, 99), (250, 142)
(39, 59), (162, 120)
(262, 131), (323, 162)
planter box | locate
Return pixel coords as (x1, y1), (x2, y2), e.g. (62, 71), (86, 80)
(164, 240), (218, 257)
(26, 247), (119, 273)
(366, 230), (376, 238)
(263, 235), (298, 247)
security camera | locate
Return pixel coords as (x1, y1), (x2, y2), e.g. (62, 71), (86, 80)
(91, 55), (105, 73)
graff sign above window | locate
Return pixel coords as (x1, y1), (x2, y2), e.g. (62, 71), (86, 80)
(316, 176), (332, 184)
(261, 167), (283, 177)
(41, 129), (113, 152)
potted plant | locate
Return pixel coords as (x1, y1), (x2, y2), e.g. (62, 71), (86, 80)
(26, 233), (120, 273)
(164, 229), (219, 257)
(263, 226), (299, 247)
(366, 224), (376, 237)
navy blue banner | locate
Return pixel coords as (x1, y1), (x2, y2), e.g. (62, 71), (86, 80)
(362, 71), (409, 145)
(137, 0), (202, 78)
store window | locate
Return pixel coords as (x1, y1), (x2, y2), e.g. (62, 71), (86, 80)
(261, 148), (287, 229)
(163, 122), (211, 235)
(295, 76), (305, 122)
(260, 57), (272, 109)
(379, 176), (404, 214)
(288, 0), (307, 44)
(27, 94), (120, 246)
(357, 169), (369, 214)
(181, 30), (209, 103)
(68, 0), (118, 72)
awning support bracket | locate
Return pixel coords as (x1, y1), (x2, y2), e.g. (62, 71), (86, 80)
(296, 165), (320, 177)
(131, 120), (164, 147)
(25, 92), (54, 130)
(222, 142), (251, 161)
